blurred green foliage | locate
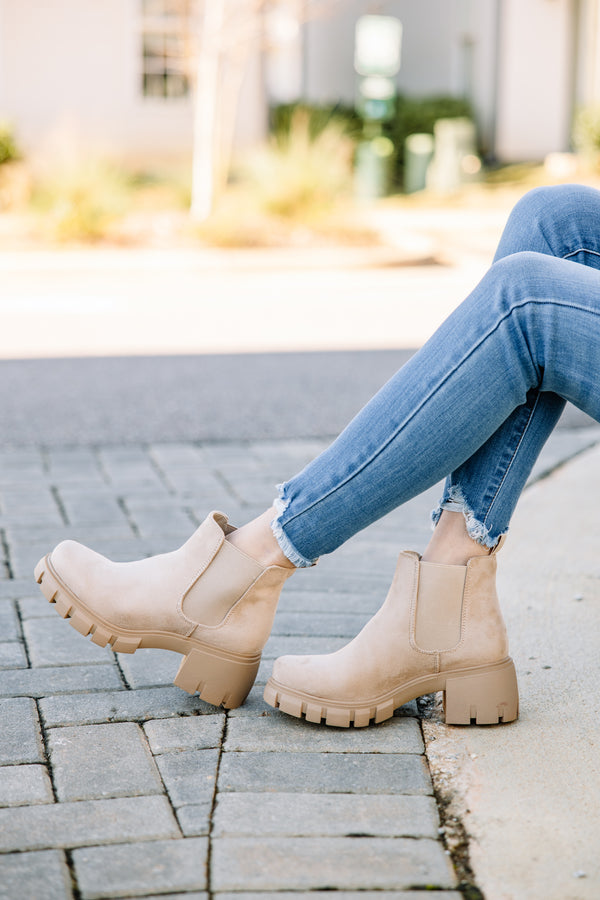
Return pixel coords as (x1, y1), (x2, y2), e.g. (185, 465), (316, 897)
(31, 158), (133, 241)
(572, 106), (600, 161)
(270, 94), (474, 189)
(0, 122), (20, 165)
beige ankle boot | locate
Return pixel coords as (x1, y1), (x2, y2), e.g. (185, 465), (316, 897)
(35, 511), (293, 708)
(264, 541), (518, 727)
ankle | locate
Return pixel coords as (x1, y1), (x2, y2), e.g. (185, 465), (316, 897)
(421, 510), (491, 566)
(226, 509), (296, 569)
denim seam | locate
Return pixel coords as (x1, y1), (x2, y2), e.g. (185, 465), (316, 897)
(478, 391), (542, 528)
(562, 247), (600, 260)
(280, 297), (600, 529)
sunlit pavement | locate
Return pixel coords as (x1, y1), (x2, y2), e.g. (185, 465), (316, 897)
(0, 202), (513, 360)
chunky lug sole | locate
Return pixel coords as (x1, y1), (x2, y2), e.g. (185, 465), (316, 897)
(34, 555), (259, 709)
(263, 657), (519, 728)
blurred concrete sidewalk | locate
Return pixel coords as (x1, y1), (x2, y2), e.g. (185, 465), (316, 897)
(0, 201), (512, 360)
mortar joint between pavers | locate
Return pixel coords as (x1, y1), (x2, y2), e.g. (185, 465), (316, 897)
(0, 528), (14, 580)
(146, 447), (178, 497)
(113, 654), (134, 692)
(91, 445), (114, 486)
(211, 469), (246, 507)
(205, 710), (228, 896)
(13, 597), (29, 666)
(116, 496), (141, 539)
(34, 698), (59, 803)
(49, 486), (70, 527)
(64, 847), (84, 900)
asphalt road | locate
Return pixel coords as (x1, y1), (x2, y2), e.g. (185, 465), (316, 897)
(0, 350), (592, 447)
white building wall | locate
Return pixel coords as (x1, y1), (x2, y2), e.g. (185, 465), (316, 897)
(0, 0), (588, 166)
(494, 0), (577, 160)
(575, 0), (600, 106)
(0, 0), (193, 160)
(302, 0), (500, 155)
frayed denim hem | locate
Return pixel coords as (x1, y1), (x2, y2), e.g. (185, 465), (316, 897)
(270, 483), (316, 568)
(431, 485), (504, 550)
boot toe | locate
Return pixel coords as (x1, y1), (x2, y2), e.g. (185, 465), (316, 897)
(272, 654), (327, 695)
(49, 540), (107, 598)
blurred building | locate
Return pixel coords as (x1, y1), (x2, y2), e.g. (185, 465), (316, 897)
(0, 0), (599, 163)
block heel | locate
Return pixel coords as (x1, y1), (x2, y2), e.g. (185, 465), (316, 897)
(443, 658), (519, 725)
(174, 646), (260, 708)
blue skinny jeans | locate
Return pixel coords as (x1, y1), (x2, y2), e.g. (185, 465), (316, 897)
(272, 185), (600, 567)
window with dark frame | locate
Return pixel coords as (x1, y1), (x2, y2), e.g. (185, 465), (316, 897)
(141, 0), (191, 99)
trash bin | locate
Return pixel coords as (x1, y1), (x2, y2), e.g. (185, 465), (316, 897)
(404, 133), (435, 193)
(354, 136), (395, 201)
(426, 117), (481, 193)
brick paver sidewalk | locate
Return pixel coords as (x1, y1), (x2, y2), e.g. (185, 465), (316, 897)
(1, 431), (596, 899)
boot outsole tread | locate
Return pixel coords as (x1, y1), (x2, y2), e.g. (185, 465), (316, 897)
(264, 657), (519, 728)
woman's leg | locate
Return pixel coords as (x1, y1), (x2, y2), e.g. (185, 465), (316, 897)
(431, 184), (600, 548)
(262, 186), (600, 726)
(232, 185), (600, 568)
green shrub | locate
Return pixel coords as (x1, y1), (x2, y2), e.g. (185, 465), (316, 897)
(0, 122), (20, 165)
(271, 94), (474, 191)
(31, 157), (133, 241)
(572, 106), (600, 160)
(389, 94), (473, 174)
(270, 102), (363, 146)
(241, 108), (355, 219)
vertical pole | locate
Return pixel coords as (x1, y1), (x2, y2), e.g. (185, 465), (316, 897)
(190, 0), (226, 221)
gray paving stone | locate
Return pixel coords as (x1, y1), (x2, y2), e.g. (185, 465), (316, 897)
(0, 642), (27, 669)
(0, 486), (63, 524)
(215, 893), (463, 900)
(176, 802), (212, 836)
(0, 795), (179, 852)
(225, 683), (276, 716)
(0, 849), (73, 900)
(149, 442), (206, 469)
(270, 611), (370, 637)
(0, 663), (123, 698)
(288, 568), (391, 595)
(73, 837), (208, 899)
(57, 487), (130, 528)
(155, 749), (220, 806)
(0, 764), (53, 807)
(45, 447), (105, 483)
(219, 751), (432, 795)
(18, 594), (58, 618)
(0, 578), (33, 599)
(39, 686), (215, 727)
(0, 697), (44, 764)
(0, 601), (20, 640)
(117, 648), (180, 689)
(144, 715), (224, 753)
(199, 443), (260, 466)
(278, 588), (380, 614)
(126, 895), (207, 900)
(96, 447), (167, 489)
(225, 712), (423, 753)
(127, 895), (207, 900)
(211, 837), (456, 891)
(122, 499), (195, 539)
(48, 723), (163, 802)
(213, 792), (440, 838)
(24, 618), (115, 667)
(262, 636), (348, 659)
(0, 447), (45, 477)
